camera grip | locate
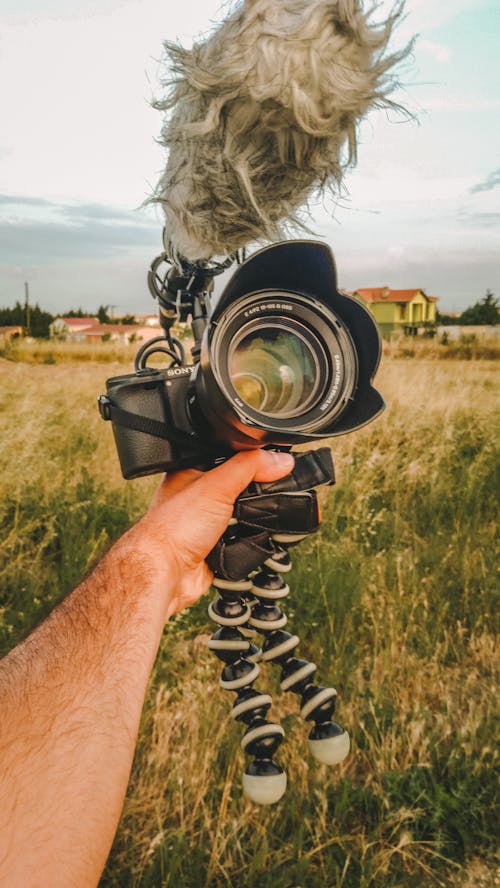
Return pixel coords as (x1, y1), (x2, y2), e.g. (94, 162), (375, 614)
(206, 448), (334, 580)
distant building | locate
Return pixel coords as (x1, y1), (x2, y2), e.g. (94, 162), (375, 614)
(350, 287), (438, 338)
(49, 317), (161, 344)
(78, 323), (162, 344)
(50, 317), (100, 338)
(0, 325), (23, 343)
(131, 313), (160, 327)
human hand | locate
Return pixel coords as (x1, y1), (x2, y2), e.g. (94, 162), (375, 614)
(121, 450), (295, 620)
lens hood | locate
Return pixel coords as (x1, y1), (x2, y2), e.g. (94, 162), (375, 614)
(195, 241), (384, 447)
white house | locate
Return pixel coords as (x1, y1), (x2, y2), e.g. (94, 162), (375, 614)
(49, 317), (161, 344)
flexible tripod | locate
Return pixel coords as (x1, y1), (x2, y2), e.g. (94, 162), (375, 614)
(206, 448), (350, 804)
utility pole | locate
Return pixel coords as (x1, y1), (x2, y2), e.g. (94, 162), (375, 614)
(24, 282), (31, 336)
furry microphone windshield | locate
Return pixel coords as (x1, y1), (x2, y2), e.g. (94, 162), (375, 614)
(153, 0), (410, 262)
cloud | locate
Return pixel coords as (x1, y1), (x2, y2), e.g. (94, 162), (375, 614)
(419, 95), (500, 113)
(396, 0), (490, 34)
(0, 194), (53, 209)
(459, 212), (500, 228)
(332, 243), (500, 311)
(0, 253), (158, 315)
(340, 172), (474, 206)
(470, 169), (500, 194)
(0, 195), (161, 264)
(419, 40), (452, 63)
(0, 219), (160, 263)
(0, 193), (159, 223)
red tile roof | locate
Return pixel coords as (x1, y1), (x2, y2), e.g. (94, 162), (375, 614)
(82, 324), (128, 335)
(353, 288), (437, 303)
(59, 317), (100, 327)
(81, 324), (162, 339)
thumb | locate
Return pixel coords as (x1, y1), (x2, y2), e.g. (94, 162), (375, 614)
(195, 449), (294, 506)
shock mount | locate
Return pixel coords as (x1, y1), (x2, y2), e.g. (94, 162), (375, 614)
(145, 248), (350, 804)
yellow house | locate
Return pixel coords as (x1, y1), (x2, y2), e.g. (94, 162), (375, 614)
(351, 287), (438, 338)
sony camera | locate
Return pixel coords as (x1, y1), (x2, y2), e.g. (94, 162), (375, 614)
(99, 241), (384, 479)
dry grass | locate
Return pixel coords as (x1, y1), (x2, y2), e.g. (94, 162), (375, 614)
(2, 352), (496, 483)
(383, 332), (500, 361)
(0, 352), (499, 887)
(0, 358), (128, 493)
(0, 338), (140, 364)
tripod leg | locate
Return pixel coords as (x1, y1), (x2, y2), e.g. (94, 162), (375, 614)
(251, 540), (350, 766)
(208, 576), (287, 804)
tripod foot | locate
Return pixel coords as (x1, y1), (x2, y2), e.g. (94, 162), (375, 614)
(308, 722), (350, 765)
(242, 760), (287, 805)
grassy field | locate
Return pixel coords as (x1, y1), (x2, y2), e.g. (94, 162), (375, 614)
(0, 347), (499, 887)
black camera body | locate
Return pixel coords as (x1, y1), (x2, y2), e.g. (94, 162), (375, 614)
(100, 241), (384, 479)
(99, 365), (202, 479)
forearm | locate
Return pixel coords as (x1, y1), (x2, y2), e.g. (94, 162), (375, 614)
(0, 537), (170, 888)
(0, 451), (295, 887)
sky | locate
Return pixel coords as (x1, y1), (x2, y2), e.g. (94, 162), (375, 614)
(0, 0), (499, 315)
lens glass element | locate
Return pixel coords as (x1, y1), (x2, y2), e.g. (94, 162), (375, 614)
(228, 322), (323, 418)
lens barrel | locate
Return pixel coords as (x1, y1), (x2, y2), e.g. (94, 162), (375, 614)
(193, 241), (384, 450)
(208, 291), (358, 434)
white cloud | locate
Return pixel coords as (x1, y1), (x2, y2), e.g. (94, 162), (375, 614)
(0, 1), (227, 207)
(419, 39), (451, 63)
(470, 169), (500, 194)
(333, 172), (475, 207)
(393, 0), (490, 38)
(0, 0), (498, 314)
(419, 95), (500, 112)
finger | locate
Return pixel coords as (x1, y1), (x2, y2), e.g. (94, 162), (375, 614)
(193, 450), (295, 506)
(149, 468), (203, 510)
(162, 468), (203, 495)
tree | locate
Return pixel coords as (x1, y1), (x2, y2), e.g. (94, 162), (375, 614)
(0, 302), (24, 327)
(459, 290), (499, 326)
(29, 304), (54, 338)
(0, 302), (54, 337)
(64, 308), (91, 318)
(436, 310), (459, 326)
(97, 305), (111, 324)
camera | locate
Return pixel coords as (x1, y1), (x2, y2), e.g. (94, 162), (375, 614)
(99, 240), (384, 479)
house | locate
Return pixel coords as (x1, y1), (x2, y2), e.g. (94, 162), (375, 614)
(0, 325), (23, 343)
(49, 317), (161, 345)
(50, 317), (101, 338)
(351, 287), (438, 338)
(132, 313), (161, 327)
(78, 324), (162, 344)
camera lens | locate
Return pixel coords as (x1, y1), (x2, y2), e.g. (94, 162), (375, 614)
(195, 282), (365, 449)
(228, 322), (323, 418)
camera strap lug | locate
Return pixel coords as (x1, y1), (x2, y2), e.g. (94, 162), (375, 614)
(97, 395), (112, 421)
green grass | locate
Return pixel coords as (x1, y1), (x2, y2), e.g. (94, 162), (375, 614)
(0, 355), (499, 886)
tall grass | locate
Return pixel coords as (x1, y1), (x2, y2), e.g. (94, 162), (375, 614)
(0, 337), (139, 364)
(384, 332), (500, 361)
(1, 327), (499, 366)
(0, 355), (498, 886)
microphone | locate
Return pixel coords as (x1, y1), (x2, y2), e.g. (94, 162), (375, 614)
(152, 0), (410, 262)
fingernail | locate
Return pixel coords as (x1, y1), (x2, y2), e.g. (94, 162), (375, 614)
(269, 451), (295, 469)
